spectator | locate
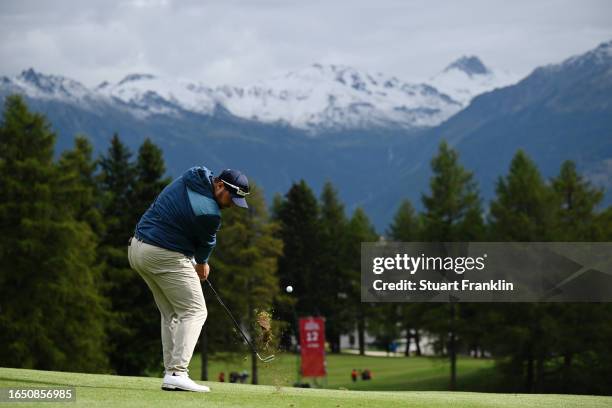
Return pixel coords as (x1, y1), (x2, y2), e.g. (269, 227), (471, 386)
(351, 369), (358, 382)
(218, 372), (225, 382)
(240, 370), (249, 384)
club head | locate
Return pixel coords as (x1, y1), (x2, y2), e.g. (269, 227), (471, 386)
(258, 353), (275, 363)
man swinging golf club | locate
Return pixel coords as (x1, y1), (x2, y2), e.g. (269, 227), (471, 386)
(127, 166), (249, 392)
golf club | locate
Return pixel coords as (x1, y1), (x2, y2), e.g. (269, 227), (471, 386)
(191, 259), (275, 363)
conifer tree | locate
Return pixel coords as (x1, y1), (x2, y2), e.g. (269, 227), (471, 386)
(98, 133), (135, 248)
(277, 180), (322, 319)
(57, 135), (104, 231)
(420, 141), (485, 390)
(489, 150), (559, 240)
(551, 160), (604, 240)
(487, 150), (559, 393)
(387, 200), (420, 242)
(541, 161), (610, 393)
(270, 192), (284, 222)
(97, 134), (160, 375)
(0, 95), (108, 372)
(131, 138), (172, 224)
(421, 141), (485, 241)
(318, 181), (351, 353)
(387, 199), (424, 357)
(345, 207), (378, 355)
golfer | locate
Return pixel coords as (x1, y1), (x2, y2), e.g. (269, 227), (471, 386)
(127, 166), (249, 392)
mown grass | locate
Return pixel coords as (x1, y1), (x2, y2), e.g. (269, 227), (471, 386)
(190, 353), (502, 392)
(1, 367), (611, 408)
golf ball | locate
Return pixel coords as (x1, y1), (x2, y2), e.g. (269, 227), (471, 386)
(286, 285), (293, 293)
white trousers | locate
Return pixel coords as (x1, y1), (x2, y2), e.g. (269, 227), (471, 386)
(128, 237), (207, 374)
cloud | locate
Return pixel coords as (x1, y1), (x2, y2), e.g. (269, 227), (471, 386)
(1, 0), (611, 86)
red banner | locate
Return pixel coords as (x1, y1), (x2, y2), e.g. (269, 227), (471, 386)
(299, 317), (326, 377)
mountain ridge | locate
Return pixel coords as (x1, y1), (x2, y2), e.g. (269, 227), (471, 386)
(1, 41), (610, 229)
(1, 56), (519, 133)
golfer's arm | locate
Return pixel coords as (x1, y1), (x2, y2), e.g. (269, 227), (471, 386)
(194, 236), (215, 264)
(193, 214), (220, 264)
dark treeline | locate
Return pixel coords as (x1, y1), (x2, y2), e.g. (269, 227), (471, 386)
(1, 95), (612, 395)
(0, 95), (172, 375)
(272, 143), (612, 395)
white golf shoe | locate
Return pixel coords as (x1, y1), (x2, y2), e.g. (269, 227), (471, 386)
(162, 372), (210, 392)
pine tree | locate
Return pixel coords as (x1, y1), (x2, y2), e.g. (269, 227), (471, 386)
(487, 150), (559, 393)
(318, 181), (351, 353)
(277, 180), (322, 319)
(273, 180), (325, 359)
(489, 150), (559, 240)
(546, 161), (611, 393)
(551, 160), (604, 240)
(97, 134), (160, 375)
(421, 141), (485, 241)
(594, 207), (612, 241)
(387, 200), (420, 242)
(345, 207), (378, 355)
(387, 199), (423, 357)
(98, 133), (135, 248)
(57, 135), (104, 231)
(0, 95), (108, 372)
(419, 141), (486, 390)
(270, 192), (284, 222)
(130, 138), (172, 225)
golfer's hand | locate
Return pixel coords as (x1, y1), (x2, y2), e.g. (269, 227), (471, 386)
(195, 263), (210, 281)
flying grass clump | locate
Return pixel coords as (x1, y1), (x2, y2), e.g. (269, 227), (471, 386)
(255, 310), (273, 347)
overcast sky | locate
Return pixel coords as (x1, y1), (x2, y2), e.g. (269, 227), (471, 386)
(1, 0), (611, 87)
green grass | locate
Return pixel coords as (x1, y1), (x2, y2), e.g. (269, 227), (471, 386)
(191, 353), (502, 392)
(2, 367), (612, 408)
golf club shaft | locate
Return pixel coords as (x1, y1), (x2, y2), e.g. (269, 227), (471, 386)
(192, 259), (273, 362)
(204, 279), (255, 351)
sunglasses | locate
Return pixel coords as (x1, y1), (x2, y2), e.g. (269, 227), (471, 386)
(221, 180), (250, 197)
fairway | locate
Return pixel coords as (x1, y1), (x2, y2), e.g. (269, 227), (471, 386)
(192, 353), (501, 392)
(1, 367), (611, 408)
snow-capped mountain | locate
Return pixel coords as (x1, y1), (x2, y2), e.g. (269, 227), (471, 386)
(0, 56), (535, 134)
(96, 73), (217, 117)
(212, 64), (461, 130)
(96, 64), (463, 131)
(429, 56), (520, 105)
(3, 68), (92, 101)
(539, 39), (612, 73)
(1, 65), (466, 132)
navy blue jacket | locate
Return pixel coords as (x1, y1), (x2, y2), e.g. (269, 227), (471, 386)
(135, 166), (221, 264)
